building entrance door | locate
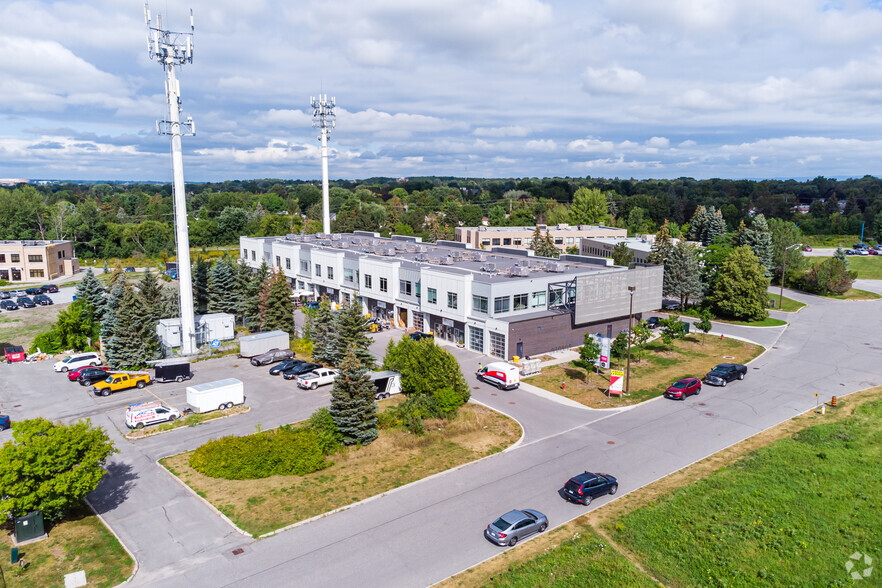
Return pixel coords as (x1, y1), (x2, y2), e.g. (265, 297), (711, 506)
(516, 341), (523, 358)
(397, 308), (408, 328)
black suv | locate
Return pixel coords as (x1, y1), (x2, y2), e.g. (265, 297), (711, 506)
(282, 362), (321, 380)
(15, 296), (35, 309)
(703, 363), (747, 387)
(25, 287), (44, 296)
(78, 367), (111, 386)
(33, 294), (53, 306)
(270, 358), (305, 375)
(41, 284), (59, 293)
(646, 317), (660, 329)
(408, 332), (434, 342)
(562, 471), (618, 505)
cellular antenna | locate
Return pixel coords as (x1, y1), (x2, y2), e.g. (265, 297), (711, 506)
(145, 2), (198, 356)
(311, 94), (336, 234)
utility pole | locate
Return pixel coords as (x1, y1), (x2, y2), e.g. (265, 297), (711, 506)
(311, 94), (336, 235)
(145, 3), (197, 355)
(779, 243), (801, 310)
(626, 285), (636, 396)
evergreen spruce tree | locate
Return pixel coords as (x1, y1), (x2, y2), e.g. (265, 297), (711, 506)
(334, 299), (374, 369)
(158, 287), (180, 319)
(241, 260), (268, 328)
(687, 205), (708, 242)
(309, 298), (337, 365)
(647, 220), (674, 265)
(329, 347), (378, 446)
(259, 270), (295, 335)
(137, 269), (163, 323)
(528, 226), (543, 255)
(740, 214), (774, 276)
(192, 257), (210, 313)
(611, 242), (633, 266)
(543, 229), (560, 258)
(207, 258), (240, 315)
(100, 274), (128, 365)
(75, 268), (106, 320)
(106, 286), (160, 369)
(706, 207), (727, 245)
(663, 241), (704, 309)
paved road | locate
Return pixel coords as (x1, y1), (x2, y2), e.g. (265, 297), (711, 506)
(1, 287), (878, 587)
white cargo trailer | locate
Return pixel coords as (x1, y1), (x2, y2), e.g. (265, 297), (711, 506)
(238, 330), (290, 358)
(369, 371), (402, 399)
(186, 378), (245, 413)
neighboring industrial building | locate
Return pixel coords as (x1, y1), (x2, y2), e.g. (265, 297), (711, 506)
(454, 224), (627, 252)
(0, 240), (79, 282)
(240, 232), (662, 360)
(579, 236), (655, 264)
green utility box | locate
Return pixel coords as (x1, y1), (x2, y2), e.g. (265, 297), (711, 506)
(14, 511), (45, 543)
(10, 547), (18, 564)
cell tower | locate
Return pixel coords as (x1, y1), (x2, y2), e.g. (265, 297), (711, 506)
(144, 3), (198, 355)
(311, 94), (336, 234)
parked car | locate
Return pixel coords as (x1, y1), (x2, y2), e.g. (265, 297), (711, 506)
(703, 363), (747, 387)
(845, 249), (856, 255)
(10, 290), (26, 298)
(163, 269), (179, 280)
(250, 348), (295, 366)
(0, 415), (10, 431)
(92, 372), (151, 396)
(646, 317), (660, 329)
(33, 294), (53, 306)
(53, 352), (101, 373)
(282, 362), (321, 380)
(124, 266), (136, 273)
(662, 301), (680, 311)
(24, 287), (44, 296)
(869, 249), (879, 256)
(853, 243), (868, 250)
(0, 300), (19, 311)
(408, 332), (434, 342)
(68, 364), (108, 381)
(15, 296), (35, 309)
(296, 367), (339, 390)
(4, 346), (27, 363)
(41, 284), (59, 293)
(664, 377), (701, 400)
(803, 245), (813, 252)
(562, 472), (619, 505)
(77, 367), (113, 386)
(269, 358), (305, 375)
(857, 248), (869, 256)
(484, 509), (548, 547)
(0, 291), (10, 299)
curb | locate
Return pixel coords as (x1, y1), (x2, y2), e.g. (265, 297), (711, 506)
(84, 496), (140, 587)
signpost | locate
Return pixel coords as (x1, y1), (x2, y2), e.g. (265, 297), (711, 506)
(210, 339), (220, 349)
(609, 369), (624, 396)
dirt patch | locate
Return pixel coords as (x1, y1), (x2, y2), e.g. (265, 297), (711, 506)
(0, 302), (68, 350)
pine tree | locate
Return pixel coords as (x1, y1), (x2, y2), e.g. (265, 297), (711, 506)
(611, 242), (633, 266)
(334, 299), (374, 369)
(100, 275), (128, 363)
(137, 269), (163, 323)
(705, 207), (727, 245)
(528, 226), (543, 255)
(309, 298), (337, 365)
(207, 258), (240, 315)
(259, 270), (295, 334)
(647, 220), (673, 265)
(159, 287), (180, 319)
(329, 347), (378, 446)
(106, 286), (160, 369)
(687, 205), (708, 242)
(241, 260), (268, 328)
(740, 214), (774, 276)
(192, 257), (210, 313)
(543, 229), (560, 258)
(664, 241), (704, 309)
(75, 268), (106, 320)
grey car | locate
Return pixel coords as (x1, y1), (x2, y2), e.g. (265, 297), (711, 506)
(250, 348), (295, 366)
(484, 509), (548, 547)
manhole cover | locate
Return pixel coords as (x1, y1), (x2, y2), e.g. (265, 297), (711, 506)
(472, 386), (480, 390)
(698, 403), (706, 406)
(232, 548), (244, 556)
(704, 412), (715, 417)
(607, 441), (615, 445)
(508, 402), (516, 405)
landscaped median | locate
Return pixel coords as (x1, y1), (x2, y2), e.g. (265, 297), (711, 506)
(160, 399), (521, 537)
(525, 334), (763, 408)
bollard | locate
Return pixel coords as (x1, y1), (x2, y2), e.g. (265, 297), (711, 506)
(831, 396), (838, 407)
(721, 333), (724, 339)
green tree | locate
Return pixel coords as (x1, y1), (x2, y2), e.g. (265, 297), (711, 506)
(105, 285), (161, 369)
(694, 309), (713, 345)
(768, 217), (807, 283)
(329, 347), (379, 446)
(159, 286), (179, 319)
(664, 241), (703, 309)
(207, 258), (241, 315)
(611, 242), (633, 266)
(193, 257), (210, 313)
(0, 418), (117, 522)
(648, 220), (674, 265)
(75, 267), (106, 320)
(579, 333), (601, 374)
(803, 258), (855, 295)
(137, 269), (163, 323)
(334, 299), (374, 369)
(308, 297), (338, 365)
(382, 337), (470, 406)
(240, 259), (268, 327)
(630, 320), (651, 360)
(488, 205), (506, 226)
(707, 246), (770, 321)
(833, 246), (848, 269)
(570, 187), (608, 225)
(740, 214), (774, 276)
(259, 269), (295, 335)
(658, 315), (687, 350)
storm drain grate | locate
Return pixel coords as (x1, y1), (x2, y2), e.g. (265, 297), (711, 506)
(232, 548), (244, 556)
(607, 441), (615, 445)
(508, 402), (516, 405)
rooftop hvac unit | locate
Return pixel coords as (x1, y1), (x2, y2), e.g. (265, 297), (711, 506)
(439, 256), (454, 265)
(475, 253), (487, 262)
(510, 266), (530, 276)
(394, 243), (407, 251)
(415, 253), (429, 262)
(330, 234), (342, 241)
(481, 263), (496, 272)
(416, 245), (427, 253)
(546, 263), (566, 273)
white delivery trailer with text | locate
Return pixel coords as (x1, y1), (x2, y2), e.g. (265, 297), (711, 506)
(186, 378), (245, 413)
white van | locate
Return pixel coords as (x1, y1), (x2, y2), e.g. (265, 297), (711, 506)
(477, 362), (521, 390)
(53, 352), (101, 373)
(125, 401), (182, 429)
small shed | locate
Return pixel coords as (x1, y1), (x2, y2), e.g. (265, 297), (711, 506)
(156, 313), (235, 348)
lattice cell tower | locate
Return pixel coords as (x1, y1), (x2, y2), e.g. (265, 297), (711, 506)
(311, 94), (336, 234)
(144, 3), (198, 355)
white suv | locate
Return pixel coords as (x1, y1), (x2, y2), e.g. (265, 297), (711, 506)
(53, 352), (101, 373)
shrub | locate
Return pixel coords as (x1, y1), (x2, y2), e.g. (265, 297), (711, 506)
(189, 427), (329, 479)
(30, 331), (61, 354)
(433, 386), (463, 417)
(307, 407), (341, 454)
(292, 337), (314, 358)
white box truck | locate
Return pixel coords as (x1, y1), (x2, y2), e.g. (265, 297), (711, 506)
(477, 362), (521, 390)
(186, 378), (245, 413)
(239, 330), (290, 358)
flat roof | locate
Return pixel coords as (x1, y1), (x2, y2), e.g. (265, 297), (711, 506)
(583, 237), (653, 252)
(458, 225), (624, 233)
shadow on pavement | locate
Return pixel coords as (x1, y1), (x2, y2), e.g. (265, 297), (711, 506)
(89, 461), (139, 513)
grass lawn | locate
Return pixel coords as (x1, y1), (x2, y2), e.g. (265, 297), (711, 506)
(0, 305), (65, 351)
(524, 335), (762, 408)
(830, 288), (881, 300)
(161, 402), (521, 536)
(770, 295), (805, 312)
(0, 505), (133, 588)
(444, 386), (882, 588)
(712, 316), (788, 327)
(815, 255), (882, 279)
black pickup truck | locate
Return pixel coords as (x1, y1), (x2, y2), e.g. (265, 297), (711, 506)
(703, 363), (747, 387)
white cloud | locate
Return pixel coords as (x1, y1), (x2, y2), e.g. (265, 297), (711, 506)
(644, 136), (669, 149)
(525, 139), (556, 152)
(346, 39), (401, 67)
(568, 138), (614, 153)
(474, 126), (530, 137)
(582, 65), (646, 95)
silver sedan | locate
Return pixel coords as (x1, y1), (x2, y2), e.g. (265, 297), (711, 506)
(484, 509), (548, 547)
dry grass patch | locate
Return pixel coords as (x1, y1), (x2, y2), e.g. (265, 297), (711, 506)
(525, 335), (762, 408)
(161, 402), (521, 537)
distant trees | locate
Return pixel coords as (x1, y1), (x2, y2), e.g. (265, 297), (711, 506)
(529, 228), (559, 258)
(688, 205), (727, 246)
(611, 242), (633, 266)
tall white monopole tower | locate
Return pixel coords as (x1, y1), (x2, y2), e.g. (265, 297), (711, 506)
(311, 94), (336, 234)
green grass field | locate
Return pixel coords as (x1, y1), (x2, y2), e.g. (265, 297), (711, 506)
(815, 255), (882, 280)
(771, 295), (805, 312)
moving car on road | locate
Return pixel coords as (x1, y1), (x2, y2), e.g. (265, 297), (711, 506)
(703, 363), (747, 387)
(484, 509), (548, 547)
(664, 377), (701, 400)
(562, 471), (618, 505)
(269, 358), (304, 375)
(76, 366), (112, 386)
(282, 362), (321, 380)
(250, 348), (295, 366)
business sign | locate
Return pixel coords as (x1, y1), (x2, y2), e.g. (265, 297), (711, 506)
(609, 369), (624, 396)
(376, 301), (386, 309)
(442, 318), (454, 327)
(593, 335), (611, 369)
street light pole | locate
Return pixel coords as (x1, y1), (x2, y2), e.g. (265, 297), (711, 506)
(779, 243), (801, 310)
(626, 286), (636, 396)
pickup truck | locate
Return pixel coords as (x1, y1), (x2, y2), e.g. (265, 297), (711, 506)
(296, 368), (339, 390)
(93, 372), (151, 397)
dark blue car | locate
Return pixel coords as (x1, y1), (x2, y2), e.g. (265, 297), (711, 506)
(0, 415), (10, 431)
(562, 471), (618, 505)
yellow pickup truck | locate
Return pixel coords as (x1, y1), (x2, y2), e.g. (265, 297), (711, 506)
(92, 373), (151, 397)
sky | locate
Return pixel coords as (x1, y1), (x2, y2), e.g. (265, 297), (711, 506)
(4, 0), (882, 183)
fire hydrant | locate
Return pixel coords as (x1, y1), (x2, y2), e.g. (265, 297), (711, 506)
(561, 380), (566, 391)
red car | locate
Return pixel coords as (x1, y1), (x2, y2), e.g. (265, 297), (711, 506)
(68, 365), (109, 381)
(664, 377), (701, 400)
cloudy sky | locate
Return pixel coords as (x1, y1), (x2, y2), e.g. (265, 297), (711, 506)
(3, 0), (882, 182)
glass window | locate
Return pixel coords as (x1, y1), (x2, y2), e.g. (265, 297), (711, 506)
(301, 260), (309, 272)
(285, 258), (291, 270)
(492, 238), (501, 245)
(380, 277), (388, 293)
(481, 239), (491, 246)
(241, 250), (246, 260)
(513, 293), (529, 311)
(344, 268), (354, 283)
(513, 239), (522, 246)
(251, 251), (256, 261)
(327, 267), (334, 279)
(399, 280), (412, 296)
(524, 238), (532, 246)
(427, 287), (437, 304)
(554, 238), (563, 245)
(469, 326), (484, 353)
(489, 332), (506, 359)
(29, 269), (45, 278)
(315, 264), (322, 277)
(28, 254), (43, 263)
(0, 254), (5, 262)
(566, 237), (574, 245)
(365, 274), (372, 289)
(494, 296), (510, 314)
(447, 292), (458, 309)
(472, 295), (488, 313)
(503, 238), (511, 245)
(532, 291), (546, 308)
(275, 255), (281, 267)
